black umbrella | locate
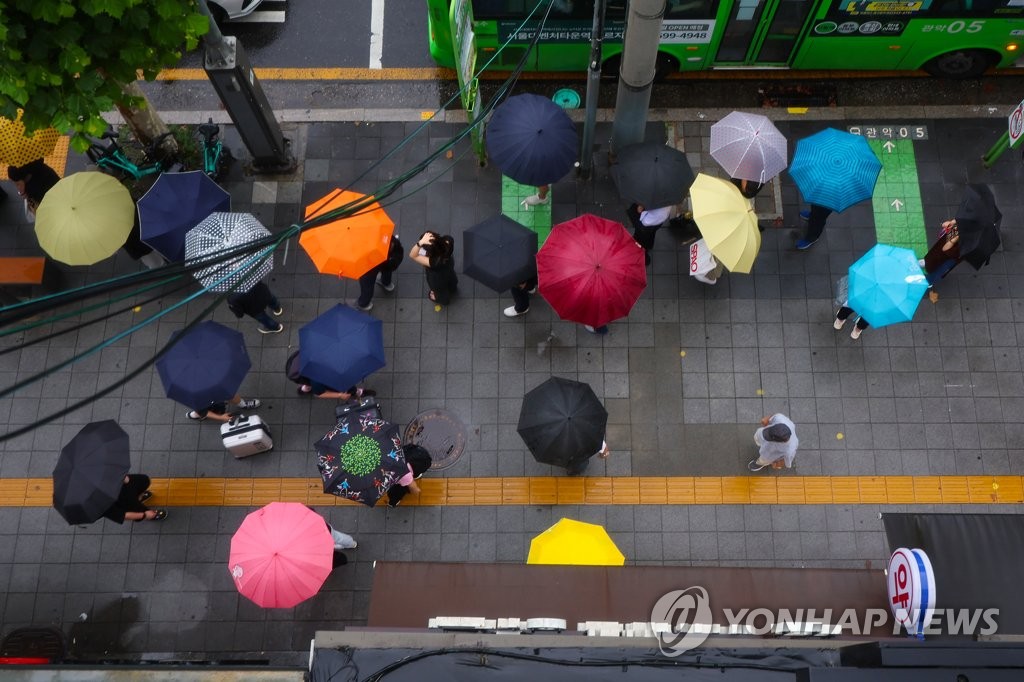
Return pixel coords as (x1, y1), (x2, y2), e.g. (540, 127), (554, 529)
(52, 420), (131, 525)
(463, 214), (538, 292)
(315, 412), (407, 507)
(517, 377), (608, 467)
(955, 184), (1002, 270)
(612, 141), (696, 208)
(485, 94), (578, 186)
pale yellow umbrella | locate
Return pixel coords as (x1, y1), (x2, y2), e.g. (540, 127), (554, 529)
(0, 111), (61, 167)
(527, 518), (625, 566)
(689, 173), (762, 274)
(35, 172), (135, 266)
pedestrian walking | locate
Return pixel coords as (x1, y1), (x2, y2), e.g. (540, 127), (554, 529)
(297, 381), (375, 400)
(503, 276), (537, 318)
(796, 203), (833, 250)
(387, 443), (433, 507)
(833, 302), (870, 340)
(748, 414), (798, 472)
(566, 439), (611, 476)
(324, 518), (357, 567)
(920, 218), (963, 302)
(102, 474), (167, 522)
(626, 203), (673, 265)
(354, 234), (403, 312)
(521, 184), (550, 208)
(8, 158), (59, 221)
(409, 231), (458, 305)
(583, 324), (610, 335)
(227, 280), (284, 334)
(730, 177), (765, 199)
(186, 395), (261, 423)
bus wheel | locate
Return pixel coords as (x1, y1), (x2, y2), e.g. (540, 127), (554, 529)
(923, 49), (997, 78)
(600, 53), (679, 82)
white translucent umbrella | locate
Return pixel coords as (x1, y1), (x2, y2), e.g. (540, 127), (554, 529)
(709, 111), (788, 183)
(185, 212), (272, 293)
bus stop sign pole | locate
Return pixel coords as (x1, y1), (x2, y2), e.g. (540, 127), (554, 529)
(983, 96), (1024, 168)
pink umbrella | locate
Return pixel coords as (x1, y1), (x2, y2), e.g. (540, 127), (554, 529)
(228, 502), (334, 608)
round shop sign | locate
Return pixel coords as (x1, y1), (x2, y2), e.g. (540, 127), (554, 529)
(887, 547), (936, 637)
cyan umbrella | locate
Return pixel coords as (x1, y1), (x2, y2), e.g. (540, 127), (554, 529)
(788, 128), (881, 212)
(298, 304), (385, 391)
(485, 94), (578, 186)
(463, 214), (538, 292)
(139, 171), (231, 262)
(848, 244), (928, 329)
(155, 321), (252, 410)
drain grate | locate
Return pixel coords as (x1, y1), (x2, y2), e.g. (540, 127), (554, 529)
(758, 84), (837, 108)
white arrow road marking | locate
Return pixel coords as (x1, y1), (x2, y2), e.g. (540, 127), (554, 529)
(891, 199), (903, 211)
(370, 0), (385, 69)
(882, 140), (896, 153)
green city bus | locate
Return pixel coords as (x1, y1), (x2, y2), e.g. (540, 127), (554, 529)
(428, 0), (1024, 78)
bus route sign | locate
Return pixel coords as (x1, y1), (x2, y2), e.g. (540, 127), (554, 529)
(1008, 97), (1024, 148)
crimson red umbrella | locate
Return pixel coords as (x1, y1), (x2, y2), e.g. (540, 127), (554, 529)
(536, 214), (647, 327)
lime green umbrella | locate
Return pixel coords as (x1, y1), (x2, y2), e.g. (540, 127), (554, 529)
(35, 172), (134, 266)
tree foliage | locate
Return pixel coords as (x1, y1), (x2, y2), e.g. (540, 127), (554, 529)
(0, 0), (209, 151)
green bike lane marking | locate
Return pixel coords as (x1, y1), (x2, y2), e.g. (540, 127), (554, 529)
(502, 176), (552, 245)
(868, 138), (928, 257)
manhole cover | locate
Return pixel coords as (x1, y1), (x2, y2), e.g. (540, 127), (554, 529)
(404, 409), (467, 470)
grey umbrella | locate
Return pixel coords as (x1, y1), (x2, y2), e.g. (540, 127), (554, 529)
(710, 111), (788, 183)
(185, 212), (273, 293)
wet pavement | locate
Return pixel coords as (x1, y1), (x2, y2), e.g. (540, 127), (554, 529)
(1, 107), (1023, 663)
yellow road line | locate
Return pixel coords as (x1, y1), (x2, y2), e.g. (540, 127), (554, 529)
(10, 475), (1024, 508)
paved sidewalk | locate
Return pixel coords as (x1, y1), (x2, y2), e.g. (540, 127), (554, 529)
(0, 111), (1022, 663)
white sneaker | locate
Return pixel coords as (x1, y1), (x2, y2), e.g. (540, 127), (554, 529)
(850, 326), (863, 340)
(521, 194), (549, 207)
(238, 398), (261, 410)
(503, 305), (528, 317)
(918, 259), (926, 268)
(376, 273), (395, 293)
(833, 316), (845, 330)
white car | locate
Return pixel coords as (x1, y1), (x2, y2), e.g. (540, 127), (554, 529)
(208, 0), (264, 23)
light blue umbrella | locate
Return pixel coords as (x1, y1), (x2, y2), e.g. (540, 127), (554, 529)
(789, 128), (881, 212)
(848, 244), (928, 329)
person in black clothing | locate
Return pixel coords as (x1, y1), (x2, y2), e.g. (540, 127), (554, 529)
(102, 474), (167, 522)
(227, 280), (284, 334)
(797, 204), (833, 250)
(186, 396), (261, 422)
(730, 177), (764, 199)
(387, 443), (433, 507)
(355, 234), (403, 311)
(409, 231), (458, 305)
(8, 159), (59, 219)
(503, 276), (537, 318)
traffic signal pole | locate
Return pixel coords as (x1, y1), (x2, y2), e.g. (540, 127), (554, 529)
(611, 0), (665, 155)
(197, 0), (296, 174)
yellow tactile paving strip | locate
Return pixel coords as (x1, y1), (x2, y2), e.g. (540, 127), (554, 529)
(4, 475), (1023, 507)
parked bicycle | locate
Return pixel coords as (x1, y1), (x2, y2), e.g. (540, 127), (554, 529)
(197, 118), (231, 182)
(86, 129), (178, 181)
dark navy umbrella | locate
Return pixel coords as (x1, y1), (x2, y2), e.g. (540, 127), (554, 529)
(53, 420), (131, 525)
(139, 171), (231, 262)
(463, 214), (538, 292)
(517, 377), (608, 467)
(155, 320), (251, 410)
(298, 304), (385, 391)
(485, 94), (578, 186)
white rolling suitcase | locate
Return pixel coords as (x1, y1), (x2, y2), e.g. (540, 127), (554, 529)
(220, 415), (273, 458)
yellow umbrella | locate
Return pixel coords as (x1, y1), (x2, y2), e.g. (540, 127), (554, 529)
(527, 518), (625, 566)
(0, 111), (61, 167)
(35, 172), (135, 266)
(689, 173), (762, 274)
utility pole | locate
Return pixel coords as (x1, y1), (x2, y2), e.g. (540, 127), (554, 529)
(611, 0), (665, 155)
(197, 0), (295, 173)
(578, 0), (607, 179)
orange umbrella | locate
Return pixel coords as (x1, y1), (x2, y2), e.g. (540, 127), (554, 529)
(0, 111), (61, 167)
(300, 189), (395, 279)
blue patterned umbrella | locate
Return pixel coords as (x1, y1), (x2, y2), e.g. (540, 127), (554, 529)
(155, 321), (251, 409)
(485, 94), (578, 186)
(315, 413), (407, 507)
(848, 244), (928, 328)
(185, 212), (272, 293)
(788, 128), (881, 212)
(139, 171), (231, 262)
